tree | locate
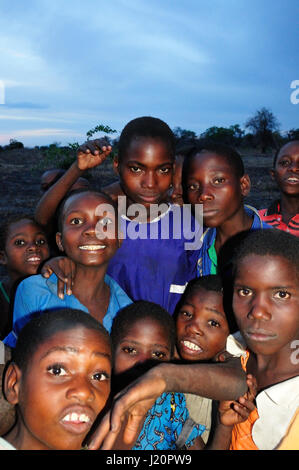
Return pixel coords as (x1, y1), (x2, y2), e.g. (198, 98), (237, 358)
(172, 127), (197, 145)
(199, 125), (244, 146)
(245, 107), (280, 153)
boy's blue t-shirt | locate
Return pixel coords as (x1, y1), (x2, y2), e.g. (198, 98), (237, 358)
(4, 273), (132, 348)
(107, 204), (202, 314)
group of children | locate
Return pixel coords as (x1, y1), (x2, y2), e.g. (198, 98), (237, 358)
(0, 116), (298, 451)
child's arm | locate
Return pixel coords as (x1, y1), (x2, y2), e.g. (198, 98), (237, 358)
(206, 374), (257, 450)
(35, 139), (112, 227)
(87, 359), (247, 450)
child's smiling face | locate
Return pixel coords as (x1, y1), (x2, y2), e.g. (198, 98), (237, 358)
(176, 288), (229, 362)
(56, 192), (119, 267)
(233, 254), (299, 356)
(272, 141), (299, 196)
(186, 151), (250, 228)
(113, 317), (172, 375)
(2, 219), (50, 279)
(13, 326), (111, 450)
(115, 137), (174, 211)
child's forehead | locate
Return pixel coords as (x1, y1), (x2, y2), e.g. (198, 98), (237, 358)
(33, 326), (111, 359)
(124, 137), (174, 160)
(185, 287), (224, 305)
(7, 219), (44, 237)
(190, 151), (233, 170)
(236, 253), (298, 282)
(276, 141), (299, 161)
(63, 192), (115, 214)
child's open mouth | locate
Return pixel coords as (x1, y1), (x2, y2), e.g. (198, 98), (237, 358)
(180, 339), (203, 354)
(79, 245), (106, 251)
(60, 411), (93, 435)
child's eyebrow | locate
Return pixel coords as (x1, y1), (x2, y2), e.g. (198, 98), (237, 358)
(41, 346), (111, 359)
(205, 307), (226, 318)
(126, 160), (173, 168)
(11, 231), (45, 238)
(120, 339), (170, 350)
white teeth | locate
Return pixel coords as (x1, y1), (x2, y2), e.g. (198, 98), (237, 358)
(27, 256), (41, 261)
(183, 340), (202, 351)
(79, 245), (106, 250)
(62, 412), (91, 423)
(287, 178), (299, 182)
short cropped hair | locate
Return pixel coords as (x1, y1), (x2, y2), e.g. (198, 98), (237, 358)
(110, 301), (176, 357)
(232, 229), (299, 279)
(182, 143), (245, 188)
(183, 274), (224, 298)
(0, 215), (47, 251)
(117, 116), (176, 163)
(272, 140), (299, 168)
(12, 308), (111, 375)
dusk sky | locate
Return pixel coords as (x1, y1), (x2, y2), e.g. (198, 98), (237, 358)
(0, 0), (298, 146)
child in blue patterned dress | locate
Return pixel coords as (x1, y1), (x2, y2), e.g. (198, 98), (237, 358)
(110, 301), (206, 450)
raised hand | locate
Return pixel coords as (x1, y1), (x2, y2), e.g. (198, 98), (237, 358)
(41, 256), (76, 299)
(218, 374), (257, 427)
(77, 139), (112, 171)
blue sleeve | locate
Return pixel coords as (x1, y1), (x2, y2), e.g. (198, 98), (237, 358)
(3, 279), (38, 348)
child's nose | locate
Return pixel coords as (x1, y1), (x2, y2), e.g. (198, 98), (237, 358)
(248, 294), (272, 321)
(66, 376), (95, 403)
(186, 320), (204, 336)
(142, 171), (156, 189)
(198, 185), (213, 203)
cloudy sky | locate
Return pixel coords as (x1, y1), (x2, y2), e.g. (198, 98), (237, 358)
(0, 0), (298, 146)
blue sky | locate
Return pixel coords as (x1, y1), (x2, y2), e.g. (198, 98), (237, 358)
(0, 0), (298, 146)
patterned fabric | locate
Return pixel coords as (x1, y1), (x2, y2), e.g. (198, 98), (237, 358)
(132, 392), (205, 450)
(259, 200), (299, 237)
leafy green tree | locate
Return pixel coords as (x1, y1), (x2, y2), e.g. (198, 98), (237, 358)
(200, 125), (244, 146)
(245, 107), (280, 153)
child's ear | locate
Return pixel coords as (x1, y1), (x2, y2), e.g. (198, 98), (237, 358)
(270, 169), (276, 181)
(3, 363), (22, 405)
(240, 174), (251, 197)
(55, 232), (64, 252)
(113, 155), (119, 175)
(0, 250), (7, 266)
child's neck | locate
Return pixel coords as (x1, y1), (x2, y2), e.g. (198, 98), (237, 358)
(122, 196), (169, 223)
(280, 193), (299, 224)
(215, 208), (252, 254)
(71, 265), (110, 322)
(248, 342), (299, 391)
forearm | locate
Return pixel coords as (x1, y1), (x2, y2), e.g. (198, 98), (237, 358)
(156, 362), (247, 401)
(35, 161), (84, 226)
(206, 419), (233, 450)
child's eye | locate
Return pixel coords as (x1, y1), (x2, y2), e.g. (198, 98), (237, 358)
(129, 166), (142, 173)
(92, 372), (110, 381)
(14, 239), (25, 246)
(214, 177), (225, 184)
(122, 347), (137, 355)
(152, 351), (166, 360)
(159, 167), (170, 174)
(278, 159), (290, 167)
(237, 288), (252, 297)
(179, 310), (192, 319)
(36, 238), (47, 246)
(208, 320), (220, 328)
(98, 216), (113, 226)
(187, 183), (199, 191)
(70, 217), (82, 225)
(274, 290), (290, 299)
(47, 364), (68, 376)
